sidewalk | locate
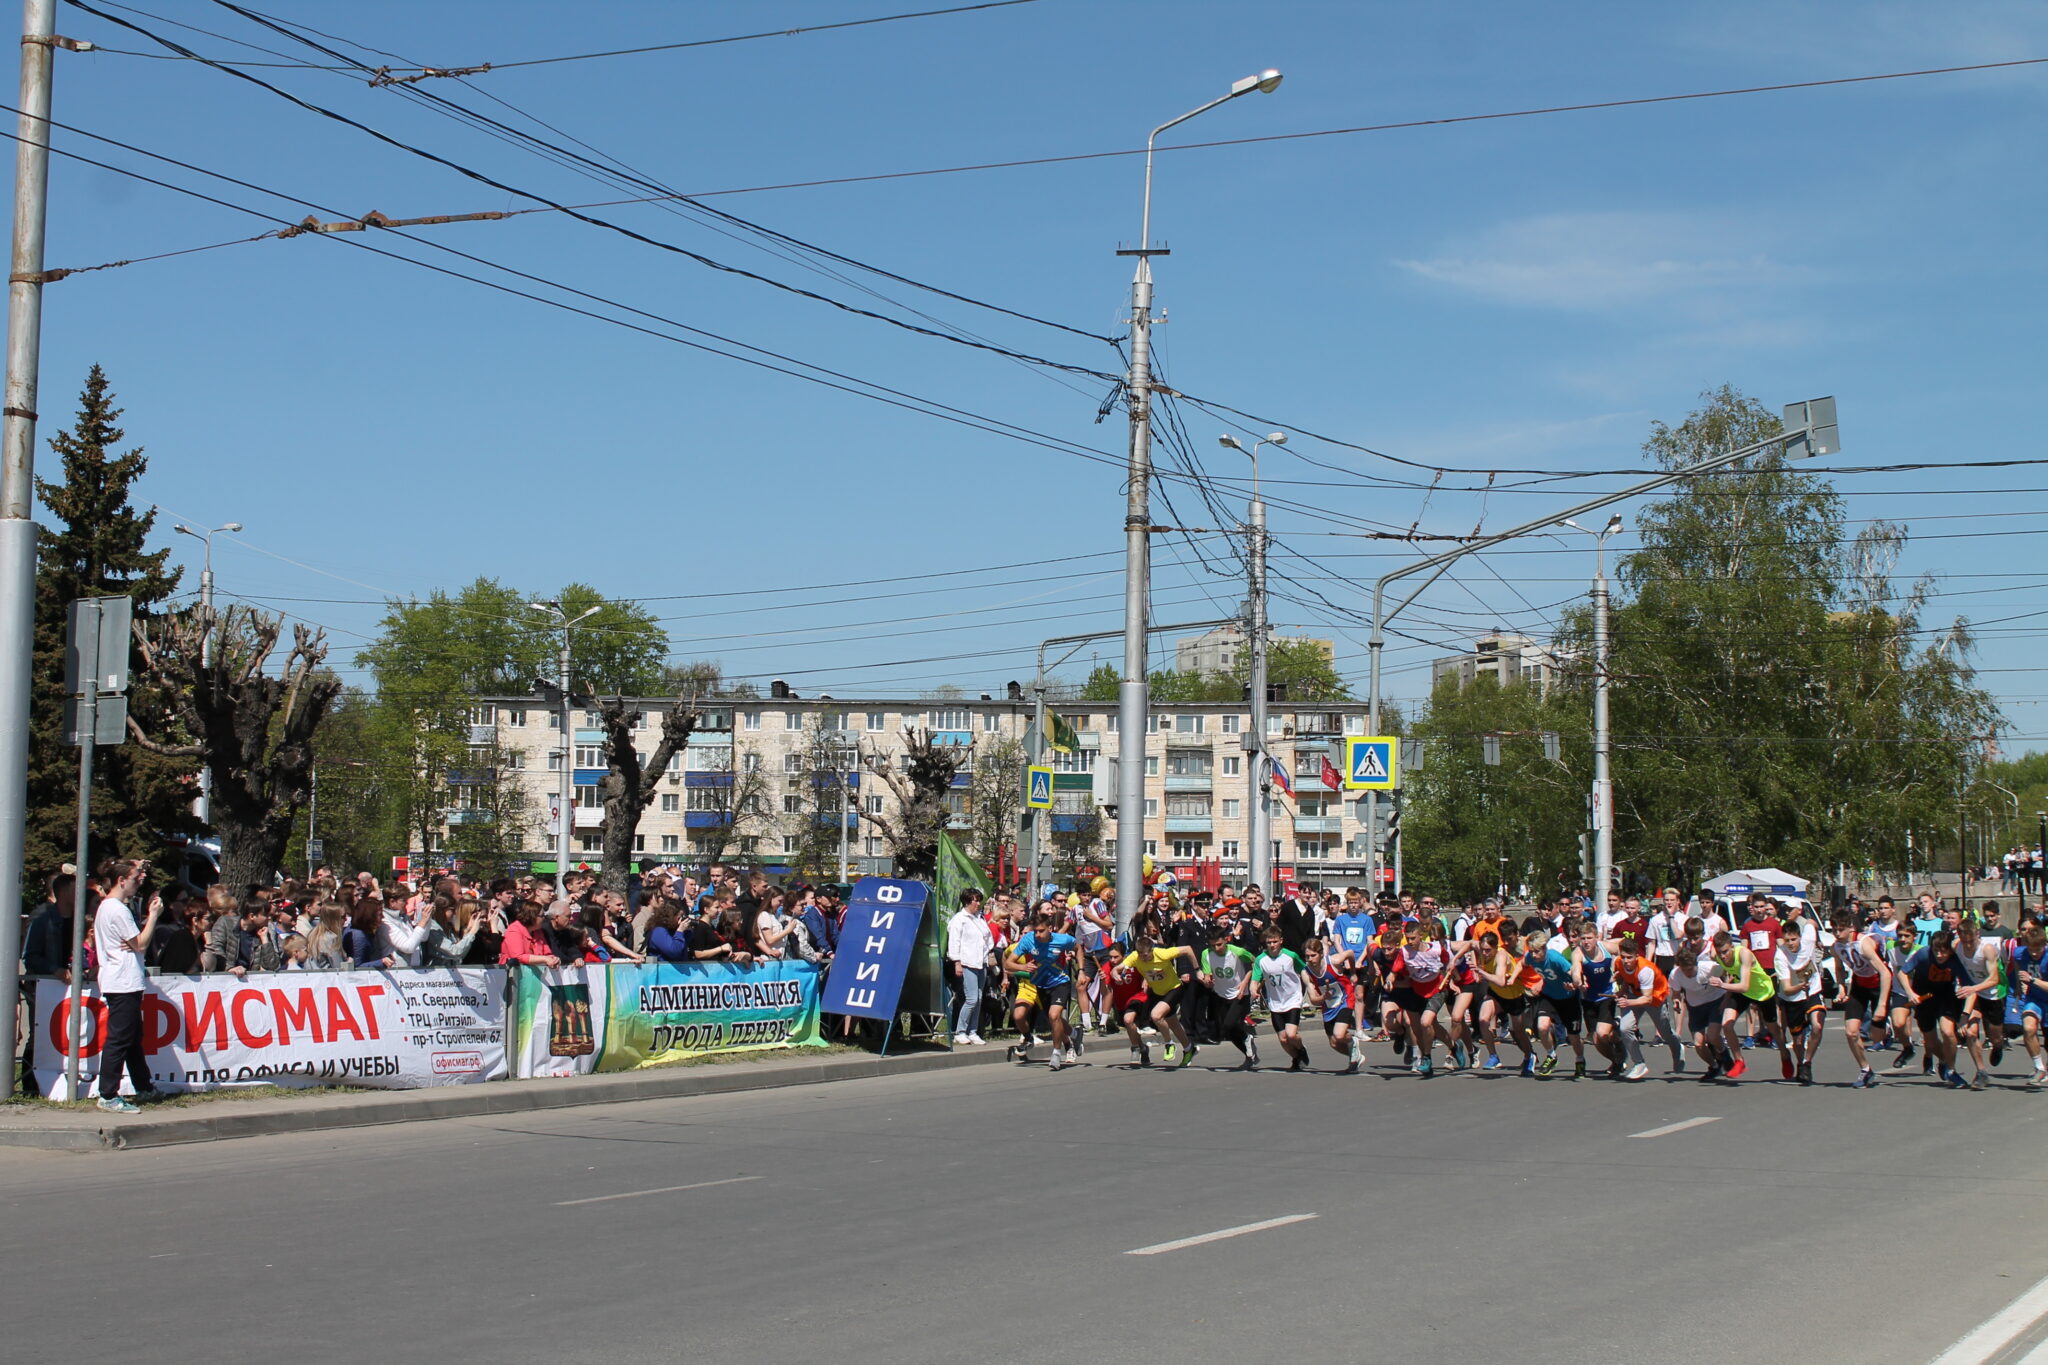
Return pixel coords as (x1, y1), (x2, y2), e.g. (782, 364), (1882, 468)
(0, 1042), (1012, 1152)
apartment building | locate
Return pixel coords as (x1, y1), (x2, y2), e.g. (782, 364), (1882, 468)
(1430, 632), (1562, 693)
(449, 687), (1385, 888)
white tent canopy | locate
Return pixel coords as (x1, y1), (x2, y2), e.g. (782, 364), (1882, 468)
(1701, 867), (1812, 895)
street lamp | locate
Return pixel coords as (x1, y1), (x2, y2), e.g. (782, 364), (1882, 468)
(1220, 431), (1286, 892)
(173, 521), (242, 823)
(830, 733), (861, 884)
(1115, 68), (1281, 931)
(1562, 514), (1623, 904)
(529, 599), (600, 895)
(1363, 397), (1839, 893)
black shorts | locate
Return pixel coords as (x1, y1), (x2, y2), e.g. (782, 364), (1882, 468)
(1971, 998), (2006, 1031)
(1486, 992), (1528, 1019)
(1534, 996), (1582, 1034)
(1680, 997), (1722, 1036)
(1846, 982), (1887, 1024)
(1123, 984), (1182, 1018)
(1579, 998), (1617, 1027)
(1269, 1008), (1302, 1030)
(1038, 982), (1074, 1013)
(1776, 996), (1824, 1031)
(1916, 996), (1963, 1031)
(1654, 954), (1678, 982)
(1323, 1008), (1356, 1034)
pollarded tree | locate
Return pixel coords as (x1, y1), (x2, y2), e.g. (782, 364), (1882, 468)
(861, 726), (969, 881)
(589, 694), (698, 894)
(128, 607), (342, 891)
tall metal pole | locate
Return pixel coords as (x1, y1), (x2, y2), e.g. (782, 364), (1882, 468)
(306, 763), (317, 880)
(837, 738), (852, 885)
(61, 683), (92, 1098)
(554, 628), (572, 896)
(0, 0), (59, 1098)
(196, 544), (213, 821)
(1592, 529), (1613, 908)
(1029, 682), (1046, 894)
(1247, 462), (1271, 894)
(1114, 70), (1281, 933)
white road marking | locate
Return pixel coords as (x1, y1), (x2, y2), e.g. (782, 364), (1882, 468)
(1928, 1271), (2048, 1365)
(1629, 1116), (1721, 1139)
(555, 1175), (762, 1207)
(1125, 1213), (1317, 1256)
(2017, 1340), (2048, 1365)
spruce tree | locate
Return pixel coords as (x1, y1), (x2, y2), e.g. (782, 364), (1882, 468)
(25, 365), (194, 896)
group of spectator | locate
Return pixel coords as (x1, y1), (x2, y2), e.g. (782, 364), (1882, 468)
(17, 859), (845, 984)
(1999, 847), (2047, 897)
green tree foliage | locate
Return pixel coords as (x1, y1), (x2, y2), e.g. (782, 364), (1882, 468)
(25, 366), (194, 892)
(1547, 386), (1996, 890)
(1404, 676), (1585, 902)
(1078, 638), (1351, 704)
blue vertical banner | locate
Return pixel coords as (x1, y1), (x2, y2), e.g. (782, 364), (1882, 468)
(822, 877), (932, 1020)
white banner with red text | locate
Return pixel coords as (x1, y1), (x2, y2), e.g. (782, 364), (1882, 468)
(33, 968), (509, 1100)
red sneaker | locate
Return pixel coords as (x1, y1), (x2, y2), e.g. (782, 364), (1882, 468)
(1781, 1054), (1796, 1080)
(1727, 1057), (1748, 1080)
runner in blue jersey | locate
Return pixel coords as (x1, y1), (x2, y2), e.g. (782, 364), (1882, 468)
(1302, 937), (1359, 1074)
(2009, 923), (2048, 1087)
(1573, 922), (1622, 1080)
(1527, 920), (1585, 1078)
(1002, 912), (1080, 1072)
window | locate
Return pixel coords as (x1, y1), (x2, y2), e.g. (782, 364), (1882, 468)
(741, 751), (762, 773)
(783, 835), (800, 854)
(660, 793), (680, 813)
(898, 753), (914, 772)
(783, 795), (803, 814)
(785, 712), (803, 731)
(1171, 840), (1203, 859)
(502, 751), (525, 770)
(1144, 840), (1158, 857)
(579, 834), (602, 852)
(1052, 748), (1095, 772)
(575, 744), (603, 768)
(574, 785), (599, 808)
(1166, 794), (1209, 817)
(1143, 798), (1159, 818)
(740, 795), (765, 816)
(1295, 754), (1322, 778)
(661, 834), (680, 853)
(1175, 714), (1204, 734)
(1344, 714), (1366, 735)
(865, 795), (883, 815)
(547, 712), (561, 731)
(983, 711), (1000, 732)
(1154, 714), (1172, 732)
(743, 711), (761, 731)
(501, 708), (526, 727)
(685, 789), (725, 814)
(689, 746), (733, 773)
(1221, 755), (1241, 776)
(819, 712), (848, 731)
(1221, 799), (1240, 819)
(1105, 838), (1117, 859)
(1221, 714), (1241, 734)
(1105, 713), (1119, 733)
(783, 754), (803, 774)
(929, 708), (969, 731)
(1165, 753), (1210, 777)
(866, 712), (886, 732)
(634, 835), (646, 852)
(667, 752), (684, 774)
(1297, 795), (1332, 817)
(584, 710), (605, 728)
(632, 711), (648, 730)
(468, 705), (495, 726)
(1144, 757), (1160, 777)
(1298, 840), (1333, 859)
(1221, 840), (1241, 860)
(1267, 714), (1285, 735)
(547, 751), (564, 772)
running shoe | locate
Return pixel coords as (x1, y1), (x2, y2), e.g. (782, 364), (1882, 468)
(1452, 1042), (1470, 1069)
(95, 1097), (139, 1114)
(1417, 1057), (1434, 1078)
(1163, 1040), (1178, 1063)
(1924, 1053), (1936, 1075)
(1246, 1039), (1261, 1068)
(1176, 1044), (1195, 1069)
(1971, 1071), (1989, 1091)
(1624, 1061), (1649, 1081)
(1010, 1044), (1031, 1065)
(1896, 1042), (1916, 1067)
(1726, 1057), (1748, 1080)
(1851, 1069), (1873, 1089)
(1291, 1054), (1310, 1073)
(1573, 1058), (1587, 1080)
(1483, 1053), (1502, 1071)
(1949, 1069), (1971, 1091)
(1699, 1062), (1723, 1083)
(1781, 1054), (1797, 1081)
(2029, 1069), (2044, 1089)
(1136, 1041), (1152, 1068)
(1536, 1055), (1558, 1076)
(1048, 1053), (1064, 1073)
(1520, 1056), (1536, 1078)
(1992, 1043), (2007, 1067)
(1672, 1054), (1687, 1074)
(1606, 1060), (1623, 1079)
(1238, 1052), (1257, 1071)
(1344, 1060), (1360, 1075)
(1348, 1038), (1363, 1064)
(1797, 1061), (1813, 1087)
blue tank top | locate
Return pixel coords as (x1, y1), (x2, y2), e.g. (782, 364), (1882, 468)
(2012, 943), (2048, 1005)
(1580, 950), (1615, 1001)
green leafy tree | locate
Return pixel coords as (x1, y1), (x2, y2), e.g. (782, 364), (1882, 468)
(286, 688), (406, 878)
(1077, 638), (1349, 705)
(860, 727), (969, 880)
(25, 366), (193, 893)
(787, 720), (857, 880)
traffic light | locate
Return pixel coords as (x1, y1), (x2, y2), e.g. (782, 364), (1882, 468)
(1579, 832), (1594, 887)
(1386, 794), (1402, 843)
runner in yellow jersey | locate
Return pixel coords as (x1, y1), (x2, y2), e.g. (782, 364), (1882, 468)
(1117, 911), (1199, 1068)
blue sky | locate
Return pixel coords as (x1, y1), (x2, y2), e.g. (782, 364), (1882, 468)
(28, 1), (2048, 750)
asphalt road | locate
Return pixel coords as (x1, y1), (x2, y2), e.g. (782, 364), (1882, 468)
(3, 1038), (2045, 1365)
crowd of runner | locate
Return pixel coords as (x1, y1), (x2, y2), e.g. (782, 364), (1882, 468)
(948, 884), (2048, 1090)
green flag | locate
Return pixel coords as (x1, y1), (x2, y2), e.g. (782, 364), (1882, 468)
(934, 830), (992, 915)
(1046, 710), (1079, 754)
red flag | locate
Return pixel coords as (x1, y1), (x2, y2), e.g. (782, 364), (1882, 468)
(1269, 756), (1292, 797)
(1319, 755), (1342, 791)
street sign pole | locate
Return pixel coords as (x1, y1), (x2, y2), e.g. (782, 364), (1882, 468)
(59, 594), (130, 1098)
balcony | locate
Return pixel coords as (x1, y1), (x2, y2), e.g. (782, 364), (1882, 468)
(1164, 731), (1213, 749)
(444, 808), (495, 827)
(1163, 773), (1213, 792)
(1050, 814), (1092, 834)
(573, 768), (608, 787)
(444, 767), (496, 786)
(575, 728), (606, 744)
(572, 807), (604, 829)
(1077, 730), (1102, 749)
(810, 813), (860, 830)
(1053, 773), (1093, 793)
(465, 724), (495, 745)
(1292, 736), (1334, 755)
(1164, 815), (1213, 833)
(1292, 816), (1342, 834)
(684, 771), (735, 789)
(683, 811), (733, 829)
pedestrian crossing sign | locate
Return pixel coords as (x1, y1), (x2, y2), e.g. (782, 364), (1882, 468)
(1025, 764), (1055, 809)
(1343, 736), (1398, 790)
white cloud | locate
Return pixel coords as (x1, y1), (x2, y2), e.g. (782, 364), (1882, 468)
(1394, 211), (1803, 313)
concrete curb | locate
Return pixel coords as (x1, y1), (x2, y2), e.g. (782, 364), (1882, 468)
(0, 1045), (1014, 1152)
